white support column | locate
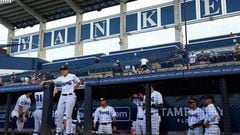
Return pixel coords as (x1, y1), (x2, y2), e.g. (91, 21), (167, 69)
(174, 0), (184, 44)
(119, 0), (128, 50)
(75, 13), (84, 56)
(38, 22), (46, 59)
(7, 29), (15, 55)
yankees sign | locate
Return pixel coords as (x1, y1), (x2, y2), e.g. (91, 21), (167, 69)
(11, 0), (240, 54)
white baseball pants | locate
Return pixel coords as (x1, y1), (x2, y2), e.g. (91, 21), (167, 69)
(204, 125), (220, 135)
(56, 94), (76, 134)
(33, 109), (42, 135)
(188, 127), (204, 135)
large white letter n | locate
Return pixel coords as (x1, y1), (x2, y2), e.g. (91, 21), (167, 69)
(203, 0), (220, 17)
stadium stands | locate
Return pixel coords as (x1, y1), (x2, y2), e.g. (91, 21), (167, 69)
(85, 45), (180, 74)
(42, 56), (100, 71)
(186, 36), (240, 51)
(1, 33), (240, 83)
(109, 42), (182, 54)
(189, 32), (240, 43)
(52, 53), (105, 62)
(0, 55), (48, 70)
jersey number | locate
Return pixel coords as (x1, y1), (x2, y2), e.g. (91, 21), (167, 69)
(36, 95), (43, 102)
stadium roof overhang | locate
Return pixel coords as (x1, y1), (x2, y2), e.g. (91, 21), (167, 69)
(0, 0), (135, 29)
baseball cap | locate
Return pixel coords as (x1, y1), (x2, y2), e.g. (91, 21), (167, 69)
(100, 97), (107, 101)
(132, 94), (139, 99)
(188, 98), (197, 103)
(60, 65), (68, 70)
(203, 95), (215, 101)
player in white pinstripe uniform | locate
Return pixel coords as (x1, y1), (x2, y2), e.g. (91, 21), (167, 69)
(33, 91), (44, 135)
(143, 84), (163, 135)
(132, 93), (145, 135)
(93, 97), (117, 134)
(203, 95), (221, 135)
(187, 98), (205, 135)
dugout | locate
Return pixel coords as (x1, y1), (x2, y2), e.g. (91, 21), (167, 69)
(84, 65), (240, 135)
(0, 65), (240, 134)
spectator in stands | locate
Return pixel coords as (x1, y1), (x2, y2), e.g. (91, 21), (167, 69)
(234, 43), (240, 54)
(112, 60), (123, 76)
(140, 58), (148, 69)
(11, 72), (16, 84)
(181, 49), (190, 69)
(0, 77), (4, 86)
(229, 32), (237, 37)
(189, 51), (197, 66)
(138, 58), (149, 74)
(198, 51), (209, 64)
(234, 43), (240, 61)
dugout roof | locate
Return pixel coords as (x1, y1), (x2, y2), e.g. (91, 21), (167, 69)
(0, 0), (135, 29)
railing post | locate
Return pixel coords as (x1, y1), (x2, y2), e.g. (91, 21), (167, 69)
(83, 85), (92, 135)
(4, 94), (12, 134)
(41, 84), (54, 135)
(219, 77), (232, 134)
(145, 84), (152, 135)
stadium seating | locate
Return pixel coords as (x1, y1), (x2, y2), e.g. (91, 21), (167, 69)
(42, 56), (100, 71)
(0, 55), (47, 70)
(2, 33), (240, 83)
(186, 36), (240, 51)
(85, 45), (180, 74)
(189, 32), (240, 43)
(52, 53), (105, 62)
(109, 42), (182, 54)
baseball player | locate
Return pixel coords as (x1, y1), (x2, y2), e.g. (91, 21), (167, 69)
(93, 97), (117, 134)
(132, 93), (145, 135)
(71, 103), (79, 135)
(203, 95), (221, 135)
(54, 110), (65, 133)
(143, 84), (163, 135)
(33, 91), (44, 135)
(11, 92), (32, 131)
(187, 98), (205, 135)
(40, 65), (81, 135)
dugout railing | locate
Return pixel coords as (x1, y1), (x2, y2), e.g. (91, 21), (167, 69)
(0, 84), (54, 135)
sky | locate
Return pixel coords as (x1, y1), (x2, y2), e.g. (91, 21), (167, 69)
(0, 0), (240, 62)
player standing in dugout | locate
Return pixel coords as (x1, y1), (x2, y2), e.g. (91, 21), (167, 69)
(203, 95), (221, 135)
(33, 91), (44, 135)
(187, 98), (205, 135)
(143, 84), (163, 135)
(40, 65), (81, 135)
(93, 97), (117, 134)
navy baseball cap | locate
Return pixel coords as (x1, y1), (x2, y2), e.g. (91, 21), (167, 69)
(132, 94), (139, 99)
(188, 98), (198, 103)
(60, 65), (68, 70)
(100, 97), (107, 101)
(203, 95), (215, 101)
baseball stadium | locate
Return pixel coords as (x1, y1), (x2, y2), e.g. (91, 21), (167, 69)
(0, 0), (240, 135)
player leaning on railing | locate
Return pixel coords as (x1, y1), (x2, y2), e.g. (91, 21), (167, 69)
(40, 65), (81, 135)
